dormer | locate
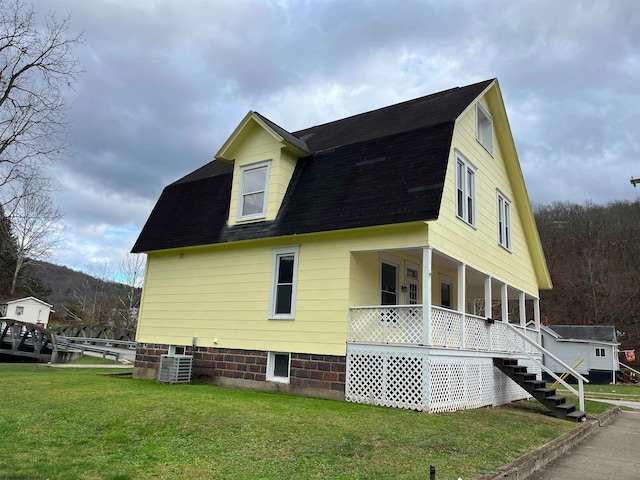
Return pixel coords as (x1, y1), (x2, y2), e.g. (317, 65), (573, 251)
(216, 111), (311, 226)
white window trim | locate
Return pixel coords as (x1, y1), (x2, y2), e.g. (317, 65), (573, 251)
(267, 351), (290, 383)
(237, 160), (271, 222)
(476, 102), (494, 155)
(268, 245), (300, 320)
(595, 347), (606, 357)
(497, 190), (512, 251)
(455, 150), (477, 228)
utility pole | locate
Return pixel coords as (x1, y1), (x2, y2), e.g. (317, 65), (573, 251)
(631, 177), (640, 199)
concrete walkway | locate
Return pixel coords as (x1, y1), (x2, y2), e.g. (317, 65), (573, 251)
(526, 410), (640, 479)
(586, 397), (640, 410)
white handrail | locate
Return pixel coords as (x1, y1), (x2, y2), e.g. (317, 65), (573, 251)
(504, 322), (588, 411)
(620, 361), (640, 377)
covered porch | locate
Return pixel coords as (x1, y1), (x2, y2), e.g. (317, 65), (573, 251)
(345, 245), (546, 413)
(348, 245), (542, 353)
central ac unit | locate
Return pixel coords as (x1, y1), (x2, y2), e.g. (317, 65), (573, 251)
(158, 354), (193, 384)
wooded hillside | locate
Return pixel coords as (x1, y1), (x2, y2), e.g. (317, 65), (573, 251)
(535, 200), (640, 366)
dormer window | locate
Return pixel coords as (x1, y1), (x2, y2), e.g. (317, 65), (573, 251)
(238, 160), (271, 221)
(476, 102), (493, 155)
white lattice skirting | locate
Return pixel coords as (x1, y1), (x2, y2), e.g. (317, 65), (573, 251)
(346, 344), (539, 413)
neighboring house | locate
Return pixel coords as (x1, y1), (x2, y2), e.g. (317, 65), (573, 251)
(540, 324), (620, 384)
(132, 79), (553, 413)
(0, 297), (53, 327)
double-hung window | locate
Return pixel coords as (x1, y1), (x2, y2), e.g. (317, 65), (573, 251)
(497, 191), (512, 250)
(476, 102), (493, 155)
(455, 151), (476, 227)
(267, 351), (291, 383)
(238, 160), (270, 221)
(269, 246), (300, 319)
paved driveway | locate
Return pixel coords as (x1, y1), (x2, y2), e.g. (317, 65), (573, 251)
(526, 410), (640, 479)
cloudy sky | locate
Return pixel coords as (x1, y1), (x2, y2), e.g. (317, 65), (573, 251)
(26, 0), (640, 277)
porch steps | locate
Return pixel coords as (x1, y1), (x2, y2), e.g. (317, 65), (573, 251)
(493, 358), (586, 422)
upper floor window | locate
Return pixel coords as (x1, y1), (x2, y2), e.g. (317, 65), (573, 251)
(456, 151), (476, 227)
(497, 191), (512, 250)
(15, 306), (24, 315)
(269, 245), (300, 319)
(476, 102), (493, 155)
(238, 160), (271, 221)
(595, 348), (605, 357)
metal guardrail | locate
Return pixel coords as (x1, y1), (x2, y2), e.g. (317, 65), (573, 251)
(55, 336), (137, 349)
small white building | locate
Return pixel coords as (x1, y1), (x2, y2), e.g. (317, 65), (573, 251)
(0, 297), (53, 328)
(540, 324), (620, 384)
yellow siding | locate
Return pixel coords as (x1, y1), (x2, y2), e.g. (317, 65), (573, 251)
(137, 223), (428, 356)
(429, 94), (539, 296)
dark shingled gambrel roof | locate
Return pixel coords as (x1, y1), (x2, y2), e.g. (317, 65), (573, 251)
(132, 79), (494, 253)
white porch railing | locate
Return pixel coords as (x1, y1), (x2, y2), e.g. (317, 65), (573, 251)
(348, 305), (540, 354)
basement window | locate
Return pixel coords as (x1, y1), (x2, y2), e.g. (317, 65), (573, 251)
(267, 352), (290, 383)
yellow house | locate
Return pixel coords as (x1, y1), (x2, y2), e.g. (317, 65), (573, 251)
(132, 79), (585, 419)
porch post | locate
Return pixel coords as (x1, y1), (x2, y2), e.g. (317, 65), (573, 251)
(501, 283), (508, 322)
(458, 262), (466, 349)
(534, 298), (541, 345)
(484, 276), (492, 318)
(485, 276), (493, 350)
(422, 246), (432, 346)
(519, 291), (526, 327)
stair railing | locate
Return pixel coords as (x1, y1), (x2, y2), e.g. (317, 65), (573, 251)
(620, 361), (640, 377)
(504, 323), (589, 411)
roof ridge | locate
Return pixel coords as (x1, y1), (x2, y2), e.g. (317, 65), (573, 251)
(292, 78), (494, 136)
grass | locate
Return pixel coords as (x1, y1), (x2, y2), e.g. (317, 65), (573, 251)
(0, 364), (611, 480)
(68, 354), (125, 365)
(557, 382), (640, 402)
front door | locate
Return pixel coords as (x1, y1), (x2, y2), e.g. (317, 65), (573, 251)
(405, 265), (419, 305)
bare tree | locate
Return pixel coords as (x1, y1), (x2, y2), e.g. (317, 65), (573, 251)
(0, 0), (83, 193)
(6, 175), (63, 295)
(116, 253), (145, 329)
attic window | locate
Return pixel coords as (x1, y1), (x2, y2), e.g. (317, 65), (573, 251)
(476, 103), (493, 155)
(15, 306), (24, 315)
(238, 160), (271, 221)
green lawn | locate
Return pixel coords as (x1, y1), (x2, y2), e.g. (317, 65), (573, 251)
(68, 354), (125, 365)
(558, 382), (640, 402)
(0, 364), (608, 480)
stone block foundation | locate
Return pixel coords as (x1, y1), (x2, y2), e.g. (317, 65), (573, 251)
(133, 343), (346, 401)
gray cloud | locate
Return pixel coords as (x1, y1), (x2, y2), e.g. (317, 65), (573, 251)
(22, 0), (640, 274)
